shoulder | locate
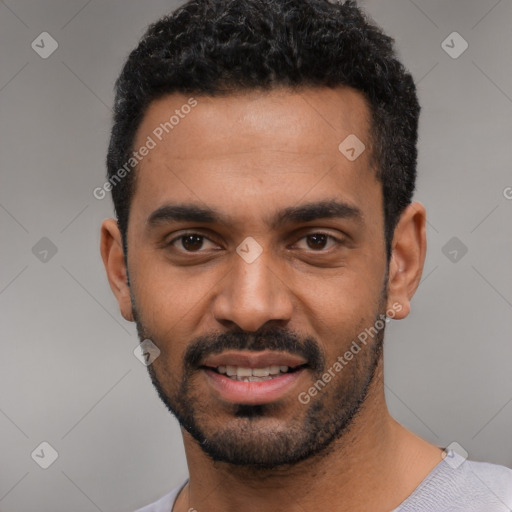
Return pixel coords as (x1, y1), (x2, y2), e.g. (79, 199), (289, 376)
(395, 451), (512, 512)
(133, 480), (187, 512)
(464, 458), (512, 503)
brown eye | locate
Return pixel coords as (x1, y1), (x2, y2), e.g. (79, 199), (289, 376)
(306, 233), (329, 250)
(180, 234), (204, 252)
(168, 232), (218, 253)
(294, 233), (341, 252)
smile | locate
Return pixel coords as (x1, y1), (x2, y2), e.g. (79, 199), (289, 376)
(208, 364), (303, 382)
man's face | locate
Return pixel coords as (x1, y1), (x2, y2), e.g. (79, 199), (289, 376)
(126, 87), (390, 467)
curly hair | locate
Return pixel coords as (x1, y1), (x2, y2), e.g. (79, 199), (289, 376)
(106, 0), (420, 260)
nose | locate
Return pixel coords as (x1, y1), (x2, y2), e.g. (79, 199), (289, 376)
(212, 249), (293, 332)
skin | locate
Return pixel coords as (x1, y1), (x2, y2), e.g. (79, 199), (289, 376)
(101, 86), (443, 512)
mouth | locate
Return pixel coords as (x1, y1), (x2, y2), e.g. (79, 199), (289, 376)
(199, 350), (309, 404)
(203, 363), (307, 382)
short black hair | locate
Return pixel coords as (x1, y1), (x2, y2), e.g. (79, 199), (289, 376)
(106, 0), (420, 260)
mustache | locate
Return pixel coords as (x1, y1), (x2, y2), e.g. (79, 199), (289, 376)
(184, 326), (325, 373)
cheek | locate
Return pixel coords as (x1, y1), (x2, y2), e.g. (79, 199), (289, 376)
(308, 265), (383, 316)
(131, 251), (203, 323)
(129, 272), (181, 356)
(301, 269), (385, 354)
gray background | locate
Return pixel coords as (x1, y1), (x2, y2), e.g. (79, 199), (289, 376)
(1, 0), (511, 511)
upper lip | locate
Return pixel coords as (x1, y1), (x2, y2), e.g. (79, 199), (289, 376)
(202, 350), (308, 369)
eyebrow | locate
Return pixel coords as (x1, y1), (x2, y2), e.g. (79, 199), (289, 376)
(146, 199), (363, 231)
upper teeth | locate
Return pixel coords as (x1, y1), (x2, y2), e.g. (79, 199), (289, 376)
(217, 365), (290, 378)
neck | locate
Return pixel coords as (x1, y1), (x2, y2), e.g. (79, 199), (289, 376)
(175, 359), (443, 512)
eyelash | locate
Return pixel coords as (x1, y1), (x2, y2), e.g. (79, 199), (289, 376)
(167, 231), (344, 254)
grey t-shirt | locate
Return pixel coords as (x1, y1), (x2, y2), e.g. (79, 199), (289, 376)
(134, 450), (512, 512)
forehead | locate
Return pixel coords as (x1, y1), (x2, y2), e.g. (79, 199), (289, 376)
(130, 86), (381, 231)
(136, 86), (371, 158)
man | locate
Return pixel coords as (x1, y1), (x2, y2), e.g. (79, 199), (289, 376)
(100, 0), (512, 510)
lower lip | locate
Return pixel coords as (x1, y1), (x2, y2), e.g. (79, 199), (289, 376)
(203, 368), (306, 405)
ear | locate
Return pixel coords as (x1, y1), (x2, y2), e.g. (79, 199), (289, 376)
(386, 202), (427, 320)
(100, 218), (134, 322)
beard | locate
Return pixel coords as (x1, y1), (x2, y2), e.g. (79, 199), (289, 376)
(131, 289), (387, 470)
